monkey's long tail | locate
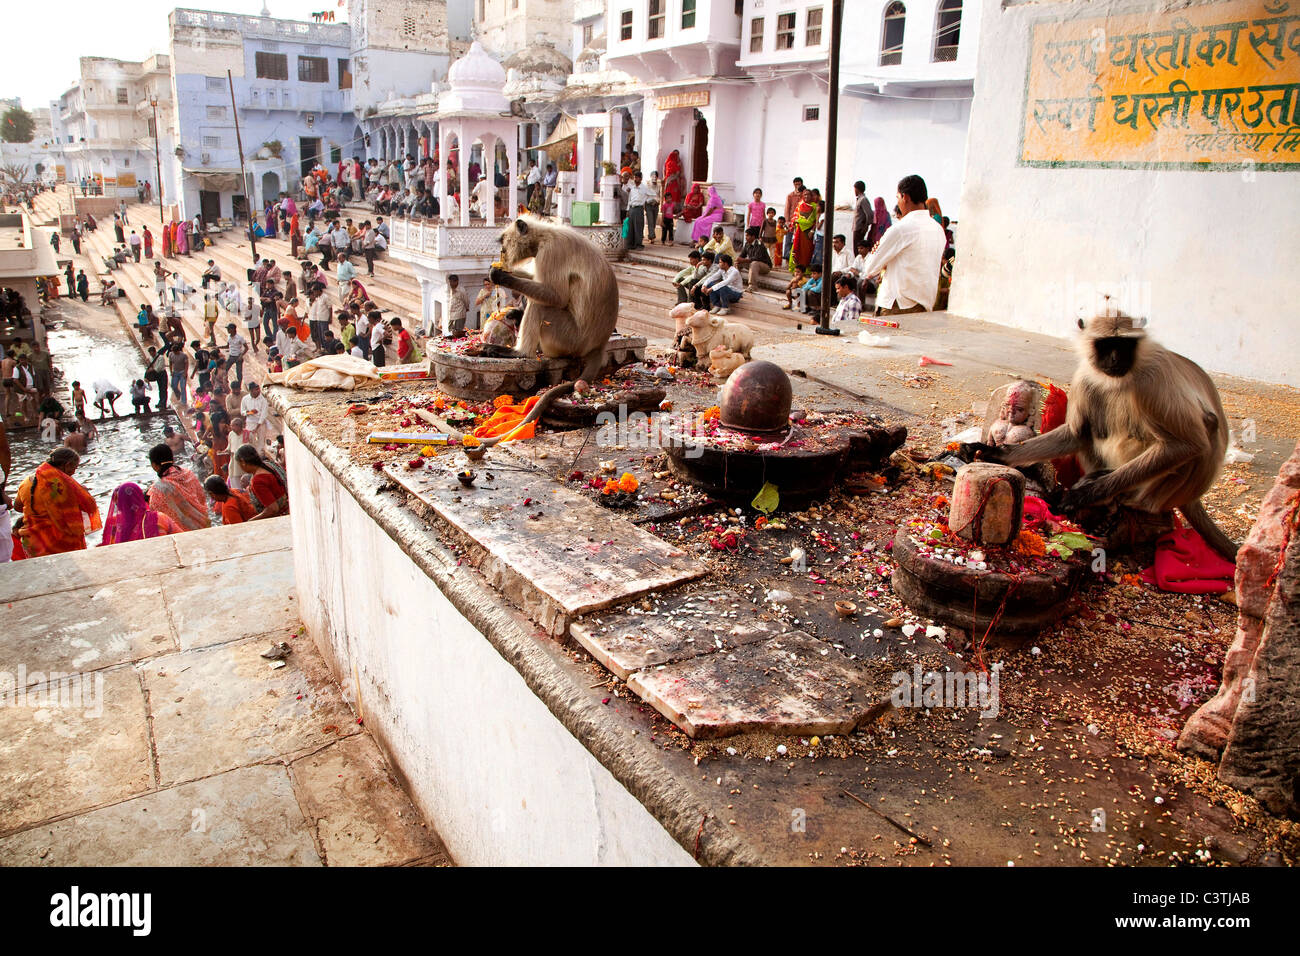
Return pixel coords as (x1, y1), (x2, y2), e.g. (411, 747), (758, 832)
(1180, 499), (1240, 563)
(470, 381), (576, 449)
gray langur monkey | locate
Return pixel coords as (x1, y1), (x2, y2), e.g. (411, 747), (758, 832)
(970, 312), (1238, 560)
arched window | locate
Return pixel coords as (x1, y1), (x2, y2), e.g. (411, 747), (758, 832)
(880, 2), (906, 66)
(933, 0), (962, 62)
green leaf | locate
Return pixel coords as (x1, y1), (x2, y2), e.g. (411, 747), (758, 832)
(751, 481), (780, 515)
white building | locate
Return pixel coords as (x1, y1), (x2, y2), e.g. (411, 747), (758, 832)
(951, 0), (1297, 386)
(605, 0), (977, 218)
(474, 0), (574, 57)
(52, 55), (179, 200)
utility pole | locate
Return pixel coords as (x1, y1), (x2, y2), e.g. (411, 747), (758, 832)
(816, 0), (843, 336)
(228, 68), (256, 261)
(150, 94), (164, 226)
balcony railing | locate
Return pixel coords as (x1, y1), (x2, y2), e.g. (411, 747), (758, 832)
(389, 218), (504, 261)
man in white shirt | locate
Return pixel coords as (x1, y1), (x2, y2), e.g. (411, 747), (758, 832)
(525, 161), (541, 207)
(859, 175), (946, 316)
(442, 274), (469, 337)
(702, 254), (744, 315)
(241, 381), (270, 447)
(625, 171), (653, 250)
(471, 176), (493, 219)
(307, 286), (332, 351)
(354, 308), (372, 360)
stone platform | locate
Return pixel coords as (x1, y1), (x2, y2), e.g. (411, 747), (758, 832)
(0, 519), (448, 867)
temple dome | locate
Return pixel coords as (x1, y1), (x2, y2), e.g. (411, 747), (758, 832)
(440, 41), (509, 113)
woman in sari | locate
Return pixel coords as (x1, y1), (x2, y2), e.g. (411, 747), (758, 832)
(872, 197), (892, 246)
(100, 482), (181, 545)
(689, 186), (725, 243)
(925, 197), (943, 223)
(161, 221), (172, 257)
(146, 443), (211, 531)
(175, 219), (189, 256)
(235, 443), (290, 520)
(263, 203), (277, 239)
(788, 188), (816, 269)
(346, 278), (369, 309)
(680, 183), (704, 223)
(14, 448), (102, 557)
(661, 150), (685, 209)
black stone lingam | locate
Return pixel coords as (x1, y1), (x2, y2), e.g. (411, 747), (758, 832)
(661, 362), (906, 504)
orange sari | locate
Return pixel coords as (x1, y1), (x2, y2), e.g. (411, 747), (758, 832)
(147, 465), (211, 531)
(15, 462), (102, 557)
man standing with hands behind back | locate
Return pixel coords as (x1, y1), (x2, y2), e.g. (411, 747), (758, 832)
(859, 175), (946, 317)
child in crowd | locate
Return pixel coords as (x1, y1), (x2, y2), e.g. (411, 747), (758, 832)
(775, 217), (788, 268)
(782, 266), (809, 310)
(761, 208), (779, 267)
(660, 194), (676, 244)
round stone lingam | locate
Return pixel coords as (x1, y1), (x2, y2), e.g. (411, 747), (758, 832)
(719, 360), (793, 434)
(428, 334), (647, 402)
(891, 527), (1088, 642)
(660, 409), (907, 505)
(949, 462), (1026, 546)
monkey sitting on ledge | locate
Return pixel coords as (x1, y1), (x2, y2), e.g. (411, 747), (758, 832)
(966, 312), (1238, 561)
(463, 217), (623, 449)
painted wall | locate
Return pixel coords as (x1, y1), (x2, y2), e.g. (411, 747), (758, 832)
(347, 0), (453, 112)
(286, 432), (696, 866)
(951, 0), (1300, 385)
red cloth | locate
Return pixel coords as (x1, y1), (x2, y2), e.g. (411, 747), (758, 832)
(1039, 382), (1083, 488)
(1140, 526), (1236, 594)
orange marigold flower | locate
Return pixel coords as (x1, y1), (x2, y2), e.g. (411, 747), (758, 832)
(1012, 530), (1046, 556)
(618, 472), (639, 493)
(493, 394), (513, 408)
(602, 479), (619, 494)
(462, 436), (481, 448)
(701, 406), (721, 421)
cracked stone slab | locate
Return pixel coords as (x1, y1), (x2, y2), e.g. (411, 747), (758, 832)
(627, 632), (896, 739)
(171, 514), (293, 567)
(157, 551), (298, 651)
(0, 581), (176, 676)
(0, 666), (152, 836)
(143, 637), (357, 787)
(386, 459), (706, 634)
(0, 534), (181, 604)
(570, 588), (788, 681)
(289, 733), (450, 866)
(0, 765), (320, 866)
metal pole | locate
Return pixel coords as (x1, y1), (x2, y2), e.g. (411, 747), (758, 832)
(151, 98), (164, 228)
(228, 68), (256, 261)
(815, 0), (843, 336)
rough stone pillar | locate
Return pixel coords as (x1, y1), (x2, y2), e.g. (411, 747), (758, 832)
(1180, 441), (1300, 764)
(1216, 524), (1300, 815)
(949, 462), (1025, 546)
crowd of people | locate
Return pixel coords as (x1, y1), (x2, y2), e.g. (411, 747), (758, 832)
(664, 170), (956, 321)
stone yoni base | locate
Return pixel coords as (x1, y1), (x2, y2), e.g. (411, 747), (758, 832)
(428, 334), (647, 401)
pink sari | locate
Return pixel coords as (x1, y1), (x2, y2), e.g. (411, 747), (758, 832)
(148, 466), (211, 531)
(176, 220), (188, 255)
(101, 482), (181, 545)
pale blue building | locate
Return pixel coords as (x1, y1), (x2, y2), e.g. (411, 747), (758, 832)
(167, 7), (357, 223)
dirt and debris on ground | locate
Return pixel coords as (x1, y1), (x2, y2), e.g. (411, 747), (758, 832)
(283, 348), (1300, 866)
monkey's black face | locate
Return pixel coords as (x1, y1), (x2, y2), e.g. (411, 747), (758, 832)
(1092, 336), (1139, 377)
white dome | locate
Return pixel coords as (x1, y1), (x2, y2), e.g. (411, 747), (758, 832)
(440, 42), (509, 114)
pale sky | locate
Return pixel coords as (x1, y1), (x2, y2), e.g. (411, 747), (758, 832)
(2, 0), (348, 109)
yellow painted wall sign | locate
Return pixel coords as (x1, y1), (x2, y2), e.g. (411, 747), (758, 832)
(1019, 0), (1300, 169)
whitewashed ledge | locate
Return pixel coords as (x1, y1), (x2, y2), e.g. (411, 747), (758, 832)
(268, 385), (763, 867)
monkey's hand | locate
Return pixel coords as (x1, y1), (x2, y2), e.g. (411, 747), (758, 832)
(488, 265), (512, 287)
(1061, 469), (1114, 512)
(959, 441), (1005, 464)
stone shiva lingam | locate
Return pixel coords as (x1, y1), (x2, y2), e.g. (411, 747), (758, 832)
(891, 462), (1092, 642)
(660, 360), (906, 504)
